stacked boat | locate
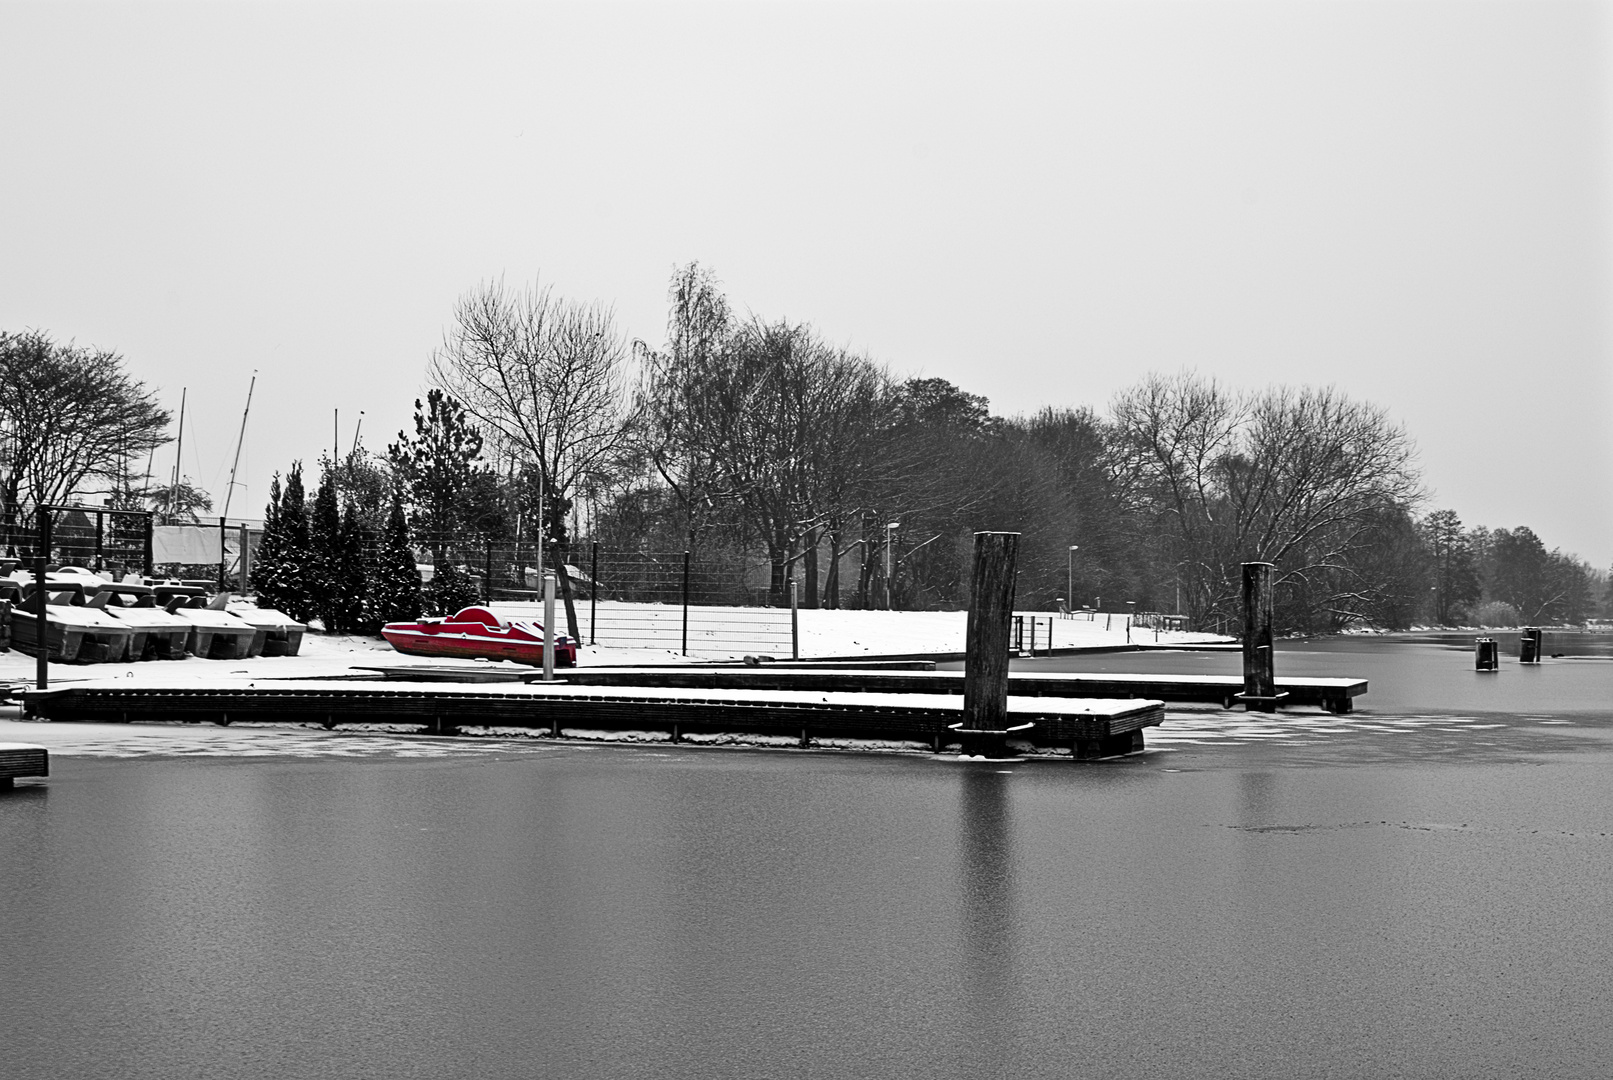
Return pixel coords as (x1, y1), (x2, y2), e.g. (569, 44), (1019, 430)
(0, 567), (306, 664)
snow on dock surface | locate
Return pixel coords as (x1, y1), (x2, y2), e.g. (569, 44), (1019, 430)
(0, 603), (1227, 693)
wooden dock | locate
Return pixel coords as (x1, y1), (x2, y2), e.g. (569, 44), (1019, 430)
(0, 742), (48, 787)
(17, 680), (1164, 758)
(352, 664), (1365, 712)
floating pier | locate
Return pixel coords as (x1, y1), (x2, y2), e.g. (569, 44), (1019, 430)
(0, 742), (48, 787)
(17, 681), (1163, 758)
(351, 666), (1365, 714)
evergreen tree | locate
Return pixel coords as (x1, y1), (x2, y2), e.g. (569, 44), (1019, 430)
(336, 500), (373, 632)
(307, 463), (343, 631)
(252, 463), (312, 619)
(369, 488), (422, 626)
(423, 562), (480, 616)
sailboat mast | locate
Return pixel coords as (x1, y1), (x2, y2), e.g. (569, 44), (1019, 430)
(222, 372), (257, 520)
(169, 388), (186, 519)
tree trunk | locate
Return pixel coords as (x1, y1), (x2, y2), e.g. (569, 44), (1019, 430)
(824, 528), (841, 609)
(803, 529), (820, 609)
(553, 542), (581, 641)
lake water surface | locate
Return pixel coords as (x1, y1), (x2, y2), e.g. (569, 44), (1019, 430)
(3, 637), (1611, 1079)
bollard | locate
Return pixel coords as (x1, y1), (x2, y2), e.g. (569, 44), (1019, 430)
(960, 531), (1020, 757)
(1519, 627), (1543, 664)
(1237, 562), (1286, 712)
(1475, 637), (1499, 672)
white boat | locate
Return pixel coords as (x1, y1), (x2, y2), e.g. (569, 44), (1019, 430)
(151, 584), (259, 660)
(227, 601), (307, 657)
(92, 582), (193, 660)
(4, 577), (136, 663)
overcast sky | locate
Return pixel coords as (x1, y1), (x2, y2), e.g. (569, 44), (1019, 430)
(3, 0), (1610, 566)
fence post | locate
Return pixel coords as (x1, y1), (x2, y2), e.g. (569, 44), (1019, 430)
(790, 580), (799, 661)
(35, 506), (50, 690)
(961, 531), (1019, 756)
(484, 538), (494, 603)
(590, 540), (599, 646)
(239, 523), (251, 593)
(681, 548), (691, 656)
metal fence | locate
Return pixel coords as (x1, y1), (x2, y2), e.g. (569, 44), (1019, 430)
(494, 600), (796, 659)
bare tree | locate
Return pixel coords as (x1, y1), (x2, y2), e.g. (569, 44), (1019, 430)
(432, 279), (633, 632)
(0, 330), (170, 550)
(1110, 371), (1422, 627)
(638, 280), (895, 605)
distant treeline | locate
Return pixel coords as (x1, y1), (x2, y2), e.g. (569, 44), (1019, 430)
(11, 267), (1605, 634)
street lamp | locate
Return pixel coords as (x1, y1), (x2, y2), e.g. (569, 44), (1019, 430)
(885, 521), (901, 610)
(1067, 545), (1079, 614)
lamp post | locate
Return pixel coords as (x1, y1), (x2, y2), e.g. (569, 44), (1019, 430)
(884, 521), (901, 610)
(1067, 545), (1079, 613)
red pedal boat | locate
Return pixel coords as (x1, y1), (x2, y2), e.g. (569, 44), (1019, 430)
(382, 606), (577, 667)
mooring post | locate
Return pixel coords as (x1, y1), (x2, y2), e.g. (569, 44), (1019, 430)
(218, 516), (227, 594)
(94, 511), (104, 574)
(35, 507), (50, 690)
(1475, 637), (1500, 671)
(542, 571), (557, 682)
(142, 512), (154, 577)
(790, 580), (799, 660)
(1520, 627), (1543, 664)
(961, 531), (1019, 757)
(1240, 561), (1279, 712)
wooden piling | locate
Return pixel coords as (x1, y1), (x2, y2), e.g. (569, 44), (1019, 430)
(1475, 637), (1499, 671)
(1239, 561), (1284, 712)
(961, 531), (1019, 756)
(1520, 627), (1543, 664)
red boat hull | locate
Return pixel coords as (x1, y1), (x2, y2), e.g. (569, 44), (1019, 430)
(382, 607), (577, 667)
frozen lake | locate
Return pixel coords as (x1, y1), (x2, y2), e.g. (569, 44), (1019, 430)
(3, 636), (1611, 1078)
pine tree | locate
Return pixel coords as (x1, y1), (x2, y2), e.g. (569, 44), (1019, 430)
(307, 463), (343, 631)
(336, 499), (372, 632)
(252, 463), (312, 619)
(369, 489), (422, 626)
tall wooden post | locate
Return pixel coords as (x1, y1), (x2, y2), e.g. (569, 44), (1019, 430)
(961, 531), (1019, 756)
(35, 507), (51, 690)
(1240, 561), (1282, 712)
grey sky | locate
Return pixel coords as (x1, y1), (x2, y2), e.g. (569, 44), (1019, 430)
(3, 1), (1609, 565)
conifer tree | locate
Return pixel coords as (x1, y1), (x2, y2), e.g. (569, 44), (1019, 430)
(252, 463), (312, 619)
(369, 489), (422, 626)
(307, 464), (343, 631)
(336, 499), (372, 632)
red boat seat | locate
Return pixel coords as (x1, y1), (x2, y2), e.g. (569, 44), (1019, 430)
(450, 606), (503, 628)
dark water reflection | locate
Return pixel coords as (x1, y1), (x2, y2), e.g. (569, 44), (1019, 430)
(4, 638), (1613, 1078)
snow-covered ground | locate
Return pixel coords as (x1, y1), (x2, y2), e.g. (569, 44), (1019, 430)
(0, 602), (1228, 692)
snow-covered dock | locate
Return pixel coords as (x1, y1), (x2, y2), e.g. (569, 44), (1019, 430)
(0, 741), (48, 786)
(16, 680), (1163, 758)
(536, 667), (1367, 713)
